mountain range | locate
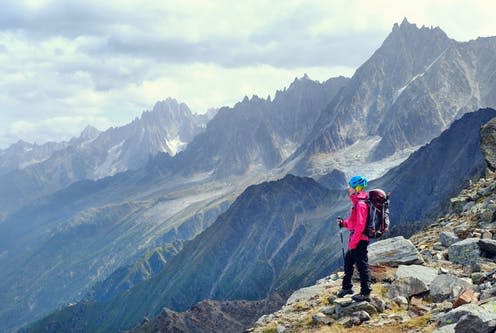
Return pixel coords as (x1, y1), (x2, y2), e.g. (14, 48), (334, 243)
(2, 19), (496, 332)
(22, 108), (496, 332)
(291, 18), (496, 174)
(0, 98), (214, 215)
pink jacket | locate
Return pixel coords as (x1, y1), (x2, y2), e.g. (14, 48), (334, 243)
(343, 191), (369, 250)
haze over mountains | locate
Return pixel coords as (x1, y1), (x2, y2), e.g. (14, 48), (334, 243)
(1, 19), (496, 332)
(0, 98), (215, 215)
(23, 107), (496, 333)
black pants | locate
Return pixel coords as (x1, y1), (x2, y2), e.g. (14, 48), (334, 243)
(342, 240), (371, 295)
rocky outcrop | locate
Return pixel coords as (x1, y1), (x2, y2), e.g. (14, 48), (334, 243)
(253, 171), (496, 333)
(130, 296), (285, 333)
(448, 238), (481, 265)
(480, 117), (496, 171)
(368, 236), (424, 266)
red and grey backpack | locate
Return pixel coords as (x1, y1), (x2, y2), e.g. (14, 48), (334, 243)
(360, 189), (390, 238)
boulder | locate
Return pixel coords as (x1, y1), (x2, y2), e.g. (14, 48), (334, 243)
(450, 197), (470, 214)
(448, 238), (480, 265)
(480, 286), (496, 301)
(480, 117), (496, 171)
(454, 312), (496, 333)
(439, 231), (460, 247)
(438, 304), (482, 326)
(430, 274), (473, 302)
(370, 296), (386, 313)
(368, 236), (423, 266)
(320, 305), (336, 316)
(392, 296), (408, 308)
(312, 313), (332, 325)
(438, 300), (496, 327)
(286, 284), (327, 305)
(386, 276), (429, 298)
(336, 301), (377, 318)
(352, 310), (371, 322)
(395, 264), (438, 286)
(478, 239), (496, 255)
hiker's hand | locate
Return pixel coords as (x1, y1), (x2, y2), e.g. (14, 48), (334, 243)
(337, 217), (344, 228)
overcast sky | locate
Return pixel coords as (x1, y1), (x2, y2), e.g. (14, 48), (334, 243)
(1, 0), (495, 148)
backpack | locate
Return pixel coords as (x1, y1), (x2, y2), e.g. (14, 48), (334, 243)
(360, 189), (390, 238)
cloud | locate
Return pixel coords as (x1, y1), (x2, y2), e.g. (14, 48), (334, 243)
(1, 0), (496, 148)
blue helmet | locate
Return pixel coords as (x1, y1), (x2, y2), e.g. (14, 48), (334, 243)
(348, 175), (368, 191)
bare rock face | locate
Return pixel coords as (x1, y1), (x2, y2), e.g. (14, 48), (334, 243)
(480, 117), (496, 171)
(368, 236), (424, 266)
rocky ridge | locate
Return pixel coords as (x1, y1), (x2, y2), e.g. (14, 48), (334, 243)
(251, 128), (496, 332)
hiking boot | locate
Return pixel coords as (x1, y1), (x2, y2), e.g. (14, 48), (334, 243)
(351, 293), (371, 302)
(337, 288), (354, 298)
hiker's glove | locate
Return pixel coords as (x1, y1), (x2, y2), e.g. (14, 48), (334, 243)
(337, 217), (344, 228)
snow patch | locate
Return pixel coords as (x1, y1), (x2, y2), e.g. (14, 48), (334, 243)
(393, 48), (449, 103)
(309, 136), (419, 180)
(18, 157), (50, 169)
(165, 137), (186, 156)
(278, 139), (299, 161)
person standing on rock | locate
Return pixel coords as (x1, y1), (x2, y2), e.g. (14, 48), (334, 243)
(336, 175), (372, 302)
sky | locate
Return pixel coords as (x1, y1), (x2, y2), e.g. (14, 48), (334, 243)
(1, 0), (495, 148)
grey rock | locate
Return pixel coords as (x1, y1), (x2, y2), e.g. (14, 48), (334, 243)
(312, 312), (332, 325)
(439, 301), (496, 327)
(450, 197), (470, 214)
(479, 239), (496, 255)
(440, 231), (460, 247)
(338, 301), (377, 317)
(370, 296), (386, 313)
(430, 274), (473, 302)
(480, 287), (496, 301)
(434, 243), (447, 251)
(286, 284), (327, 305)
(480, 117), (496, 171)
(276, 324), (286, 333)
(453, 223), (469, 238)
(463, 201), (475, 212)
(392, 296), (409, 307)
(368, 236), (424, 266)
(333, 298), (353, 306)
(386, 276), (429, 298)
(353, 310), (371, 322)
(339, 316), (359, 328)
(448, 238), (480, 265)
(395, 264), (438, 286)
(454, 313), (496, 333)
(438, 304), (481, 326)
(320, 305), (336, 316)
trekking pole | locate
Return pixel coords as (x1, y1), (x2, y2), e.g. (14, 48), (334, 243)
(338, 216), (346, 265)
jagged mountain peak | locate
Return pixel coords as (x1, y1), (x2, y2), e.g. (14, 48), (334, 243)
(391, 17), (447, 38)
(79, 125), (101, 141)
(140, 97), (193, 123)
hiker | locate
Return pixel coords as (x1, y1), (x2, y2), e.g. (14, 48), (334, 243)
(336, 175), (372, 302)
